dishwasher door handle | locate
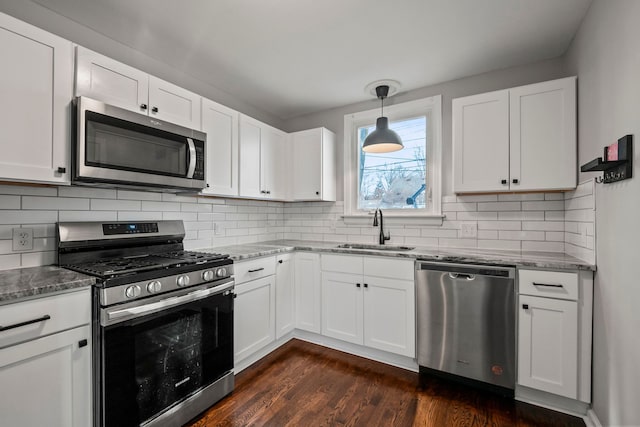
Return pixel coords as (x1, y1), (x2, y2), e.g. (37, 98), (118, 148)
(448, 272), (476, 281)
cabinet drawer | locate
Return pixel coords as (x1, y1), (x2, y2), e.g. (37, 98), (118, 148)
(518, 269), (578, 301)
(0, 288), (91, 348)
(235, 256), (276, 284)
(321, 254), (363, 275)
(363, 257), (414, 281)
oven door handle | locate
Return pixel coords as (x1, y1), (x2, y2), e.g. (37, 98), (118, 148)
(186, 137), (196, 179)
(105, 281), (234, 324)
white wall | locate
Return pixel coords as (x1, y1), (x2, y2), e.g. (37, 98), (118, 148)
(284, 58), (567, 199)
(564, 0), (640, 425)
(0, 0), (285, 130)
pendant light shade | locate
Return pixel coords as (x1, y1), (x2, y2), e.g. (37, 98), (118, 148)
(362, 85), (403, 153)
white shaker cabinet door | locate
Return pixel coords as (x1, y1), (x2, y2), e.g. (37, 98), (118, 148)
(234, 276), (276, 364)
(261, 126), (288, 200)
(75, 46), (149, 114)
(201, 98), (239, 196)
(321, 271), (363, 345)
(0, 325), (91, 427)
(363, 276), (415, 358)
(239, 115), (263, 198)
(275, 253), (295, 339)
(517, 294), (578, 398)
(294, 252), (321, 333)
(510, 77), (577, 191)
(148, 76), (201, 130)
(453, 89), (510, 193)
(0, 13), (73, 184)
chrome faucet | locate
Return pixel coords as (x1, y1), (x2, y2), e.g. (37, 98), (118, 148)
(373, 209), (390, 245)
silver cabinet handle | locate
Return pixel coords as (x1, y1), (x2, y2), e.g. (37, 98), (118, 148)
(532, 282), (564, 288)
(248, 267), (264, 273)
(0, 315), (50, 332)
(186, 137), (196, 178)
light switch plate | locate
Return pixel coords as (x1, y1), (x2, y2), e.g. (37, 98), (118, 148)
(13, 228), (33, 251)
(460, 223), (477, 238)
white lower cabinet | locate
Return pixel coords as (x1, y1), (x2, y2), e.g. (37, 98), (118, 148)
(0, 289), (92, 427)
(516, 269), (592, 402)
(320, 254), (415, 358)
(233, 257), (276, 365)
(294, 252), (321, 333)
(275, 253), (295, 339)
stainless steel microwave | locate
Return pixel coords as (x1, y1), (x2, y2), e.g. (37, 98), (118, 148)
(74, 96), (206, 192)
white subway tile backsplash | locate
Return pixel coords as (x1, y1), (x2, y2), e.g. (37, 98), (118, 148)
(162, 212), (199, 221)
(522, 241), (564, 252)
(478, 201), (521, 211)
(544, 193), (565, 200)
(23, 196), (89, 211)
(117, 190), (162, 201)
(477, 230), (498, 240)
(456, 211), (498, 221)
(457, 195), (498, 202)
(0, 240), (13, 254)
(0, 225), (14, 239)
(141, 201), (180, 212)
(58, 187), (116, 199)
(91, 199), (141, 211)
(545, 211), (566, 221)
(522, 221), (565, 231)
(21, 251), (56, 267)
(522, 201), (564, 211)
(0, 254), (21, 269)
(565, 195), (595, 211)
(546, 231), (565, 242)
(478, 221), (521, 230)
(498, 230), (545, 241)
(498, 211), (544, 221)
(0, 185), (57, 196)
(477, 239), (521, 250)
(0, 210), (58, 224)
(181, 203), (212, 213)
(118, 211), (163, 221)
(59, 210), (118, 222)
(442, 202), (477, 212)
(0, 195), (20, 209)
(498, 193), (545, 201)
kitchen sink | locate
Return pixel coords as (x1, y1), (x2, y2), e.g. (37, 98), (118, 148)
(336, 243), (415, 251)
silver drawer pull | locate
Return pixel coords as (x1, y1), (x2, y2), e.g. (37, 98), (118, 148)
(0, 315), (51, 332)
(532, 282), (564, 288)
(248, 268), (265, 273)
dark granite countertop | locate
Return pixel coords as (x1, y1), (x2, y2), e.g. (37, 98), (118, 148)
(0, 266), (96, 304)
(200, 239), (595, 271)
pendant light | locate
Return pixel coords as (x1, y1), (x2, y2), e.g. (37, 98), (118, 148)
(362, 85), (403, 153)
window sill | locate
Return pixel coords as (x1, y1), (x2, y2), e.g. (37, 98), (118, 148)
(341, 214), (445, 226)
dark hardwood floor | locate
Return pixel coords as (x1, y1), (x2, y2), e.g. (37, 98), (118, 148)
(187, 339), (585, 427)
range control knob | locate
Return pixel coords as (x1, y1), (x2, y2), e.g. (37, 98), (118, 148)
(147, 281), (162, 293)
(176, 275), (190, 287)
(216, 267), (227, 278)
(202, 270), (214, 282)
(125, 285), (141, 299)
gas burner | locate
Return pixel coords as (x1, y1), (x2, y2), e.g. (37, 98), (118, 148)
(157, 250), (229, 263)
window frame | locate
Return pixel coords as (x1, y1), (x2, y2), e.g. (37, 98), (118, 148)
(343, 95), (443, 223)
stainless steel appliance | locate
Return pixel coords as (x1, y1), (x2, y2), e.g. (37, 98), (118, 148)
(74, 96), (206, 192)
(416, 261), (515, 395)
(58, 220), (233, 427)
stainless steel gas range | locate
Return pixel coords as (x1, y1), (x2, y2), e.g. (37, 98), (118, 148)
(58, 220), (234, 427)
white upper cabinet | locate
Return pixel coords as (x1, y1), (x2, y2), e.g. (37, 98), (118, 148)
(453, 90), (510, 193)
(510, 78), (577, 191)
(201, 98), (239, 196)
(453, 77), (577, 193)
(75, 46), (201, 129)
(291, 127), (336, 201)
(239, 114), (288, 200)
(0, 12), (73, 184)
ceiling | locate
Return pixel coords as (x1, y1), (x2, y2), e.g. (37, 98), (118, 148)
(33, 0), (592, 120)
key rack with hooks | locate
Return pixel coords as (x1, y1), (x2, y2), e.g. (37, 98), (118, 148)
(580, 135), (633, 184)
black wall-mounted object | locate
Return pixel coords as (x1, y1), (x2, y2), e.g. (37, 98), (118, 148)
(580, 135), (633, 184)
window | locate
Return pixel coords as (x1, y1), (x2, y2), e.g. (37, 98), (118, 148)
(344, 96), (442, 221)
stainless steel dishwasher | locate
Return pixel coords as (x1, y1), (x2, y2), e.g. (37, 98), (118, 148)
(416, 261), (515, 394)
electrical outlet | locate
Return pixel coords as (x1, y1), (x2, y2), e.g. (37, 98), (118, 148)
(12, 228), (33, 251)
(460, 223), (478, 239)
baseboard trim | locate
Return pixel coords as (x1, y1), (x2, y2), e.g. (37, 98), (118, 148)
(584, 409), (603, 427)
(515, 385), (589, 417)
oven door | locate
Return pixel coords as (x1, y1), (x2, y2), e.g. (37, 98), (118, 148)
(99, 280), (233, 427)
(76, 96), (205, 190)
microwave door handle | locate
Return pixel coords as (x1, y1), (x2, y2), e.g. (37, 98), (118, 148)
(186, 137), (196, 178)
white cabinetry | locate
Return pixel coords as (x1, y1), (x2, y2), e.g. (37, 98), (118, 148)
(0, 289), (92, 427)
(320, 254), (415, 357)
(233, 257), (276, 365)
(275, 253), (295, 339)
(0, 12), (73, 184)
(294, 252), (321, 333)
(453, 77), (576, 193)
(291, 127), (336, 201)
(239, 114), (288, 200)
(517, 269), (592, 402)
(76, 46), (201, 129)
(200, 98), (239, 196)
